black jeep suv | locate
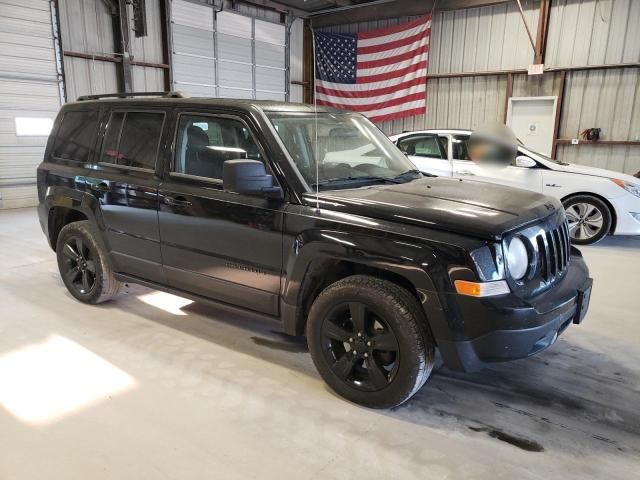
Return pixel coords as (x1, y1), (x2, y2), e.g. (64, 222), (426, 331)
(37, 93), (593, 408)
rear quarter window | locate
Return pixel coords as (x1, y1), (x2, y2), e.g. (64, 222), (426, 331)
(51, 110), (99, 163)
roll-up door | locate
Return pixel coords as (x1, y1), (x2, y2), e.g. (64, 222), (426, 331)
(217, 11), (253, 98)
(0, 0), (63, 209)
(170, 0), (216, 97)
(254, 19), (286, 101)
(170, 3), (287, 101)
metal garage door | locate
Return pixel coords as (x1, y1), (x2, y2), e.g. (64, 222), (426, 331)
(0, 0), (64, 209)
(170, 0), (287, 100)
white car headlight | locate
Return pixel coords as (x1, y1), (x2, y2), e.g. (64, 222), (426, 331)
(505, 237), (528, 281)
(611, 178), (640, 198)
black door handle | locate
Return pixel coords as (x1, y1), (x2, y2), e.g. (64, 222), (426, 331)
(91, 182), (111, 193)
(164, 196), (192, 207)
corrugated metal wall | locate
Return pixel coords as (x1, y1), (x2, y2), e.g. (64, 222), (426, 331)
(59, 0), (165, 100)
(130, 0), (166, 92)
(0, 0), (62, 209)
(546, 0), (640, 67)
(429, 2), (538, 73)
(322, 0), (640, 174)
(58, 0), (119, 100)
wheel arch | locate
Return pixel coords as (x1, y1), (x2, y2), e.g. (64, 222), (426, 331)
(280, 231), (445, 337)
(48, 206), (88, 251)
(561, 191), (617, 234)
(43, 187), (106, 251)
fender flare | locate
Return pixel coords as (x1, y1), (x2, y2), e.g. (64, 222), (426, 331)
(280, 229), (450, 339)
(43, 186), (108, 248)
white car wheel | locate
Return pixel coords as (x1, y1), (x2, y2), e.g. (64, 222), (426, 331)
(563, 195), (612, 245)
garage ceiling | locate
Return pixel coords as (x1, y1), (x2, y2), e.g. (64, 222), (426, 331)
(244, 0), (514, 26)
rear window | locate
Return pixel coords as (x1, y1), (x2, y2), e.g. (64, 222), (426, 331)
(101, 111), (165, 170)
(52, 110), (99, 163)
(397, 135), (445, 159)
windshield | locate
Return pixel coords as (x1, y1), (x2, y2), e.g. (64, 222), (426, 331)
(267, 112), (421, 190)
(519, 144), (569, 166)
(515, 137), (568, 165)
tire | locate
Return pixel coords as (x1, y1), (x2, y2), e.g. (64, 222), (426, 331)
(306, 275), (435, 409)
(56, 220), (121, 304)
(562, 195), (612, 245)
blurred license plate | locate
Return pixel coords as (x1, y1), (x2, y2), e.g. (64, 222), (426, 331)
(574, 278), (593, 324)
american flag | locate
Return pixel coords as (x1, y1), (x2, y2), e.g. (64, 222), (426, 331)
(314, 15), (430, 123)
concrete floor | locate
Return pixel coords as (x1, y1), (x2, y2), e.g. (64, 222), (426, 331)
(0, 207), (639, 480)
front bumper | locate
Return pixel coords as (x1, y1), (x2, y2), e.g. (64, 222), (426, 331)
(610, 192), (640, 235)
(437, 251), (591, 372)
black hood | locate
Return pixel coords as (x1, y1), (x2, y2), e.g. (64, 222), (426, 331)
(305, 177), (561, 241)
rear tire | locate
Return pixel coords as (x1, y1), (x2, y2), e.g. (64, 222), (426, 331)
(306, 275), (435, 409)
(562, 195), (612, 245)
(56, 221), (121, 304)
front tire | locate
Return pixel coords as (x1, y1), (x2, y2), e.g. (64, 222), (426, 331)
(562, 195), (612, 245)
(56, 220), (121, 304)
(306, 275), (435, 409)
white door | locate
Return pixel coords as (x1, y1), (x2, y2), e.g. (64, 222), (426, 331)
(507, 96), (557, 156)
(396, 134), (452, 177)
(450, 134), (543, 192)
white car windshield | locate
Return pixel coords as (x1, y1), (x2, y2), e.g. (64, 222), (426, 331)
(519, 144), (569, 166)
(267, 112), (421, 190)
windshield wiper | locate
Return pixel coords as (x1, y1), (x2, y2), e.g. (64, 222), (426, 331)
(312, 175), (403, 187)
(393, 169), (427, 179)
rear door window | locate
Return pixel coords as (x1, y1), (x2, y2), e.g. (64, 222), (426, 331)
(452, 135), (471, 160)
(52, 110), (99, 163)
(397, 135), (445, 159)
(101, 111), (165, 170)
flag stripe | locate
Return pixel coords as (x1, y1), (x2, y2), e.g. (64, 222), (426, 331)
(357, 30), (428, 55)
(357, 53), (426, 78)
(361, 99), (426, 119)
(356, 36), (428, 63)
(316, 84), (426, 106)
(357, 21), (429, 48)
(319, 99), (426, 121)
(316, 76), (426, 98)
(357, 61), (427, 84)
(317, 92), (425, 113)
(316, 68), (427, 97)
(357, 44), (428, 70)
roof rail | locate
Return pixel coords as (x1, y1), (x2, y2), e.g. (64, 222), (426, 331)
(77, 91), (189, 101)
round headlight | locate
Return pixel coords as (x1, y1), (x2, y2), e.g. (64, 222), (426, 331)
(506, 237), (528, 281)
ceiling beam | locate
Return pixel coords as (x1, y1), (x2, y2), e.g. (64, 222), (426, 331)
(238, 0), (308, 17)
(311, 0), (512, 27)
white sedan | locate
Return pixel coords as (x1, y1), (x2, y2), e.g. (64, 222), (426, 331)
(390, 129), (640, 245)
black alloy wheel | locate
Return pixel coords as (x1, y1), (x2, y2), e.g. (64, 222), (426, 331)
(56, 220), (121, 304)
(321, 302), (400, 391)
(61, 235), (97, 295)
(307, 275), (435, 409)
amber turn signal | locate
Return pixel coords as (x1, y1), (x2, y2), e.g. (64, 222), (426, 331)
(454, 279), (510, 297)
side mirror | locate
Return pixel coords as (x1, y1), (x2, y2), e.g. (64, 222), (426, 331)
(223, 159), (282, 198)
(515, 156), (537, 168)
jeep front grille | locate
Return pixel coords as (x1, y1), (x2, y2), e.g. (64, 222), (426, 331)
(535, 218), (571, 281)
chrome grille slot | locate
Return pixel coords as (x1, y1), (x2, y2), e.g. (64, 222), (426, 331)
(535, 219), (570, 282)
(545, 231), (557, 276)
(536, 235), (548, 280)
